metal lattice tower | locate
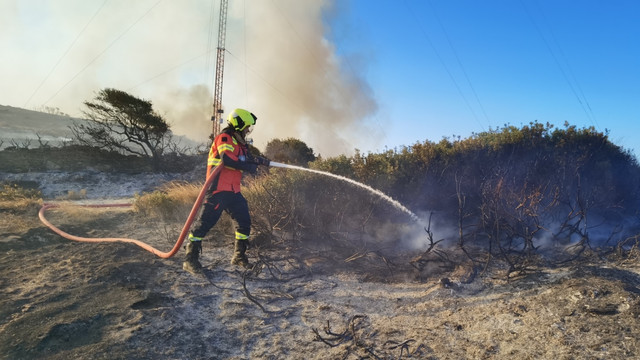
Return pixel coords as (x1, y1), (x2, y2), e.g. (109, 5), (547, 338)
(211, 0), (229, 137)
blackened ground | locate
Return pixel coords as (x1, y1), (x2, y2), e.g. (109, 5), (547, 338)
(2, 207), (640, 359)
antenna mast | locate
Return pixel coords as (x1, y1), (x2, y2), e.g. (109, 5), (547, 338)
(211, 0), (229, 138)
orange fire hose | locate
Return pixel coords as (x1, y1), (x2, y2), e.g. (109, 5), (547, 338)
(38, 164), (222, 258)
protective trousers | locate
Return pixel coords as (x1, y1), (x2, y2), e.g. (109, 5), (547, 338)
(191, 191), (251, 241)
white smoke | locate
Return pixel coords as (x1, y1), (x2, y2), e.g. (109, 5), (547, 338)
(0, 0), (381, 157)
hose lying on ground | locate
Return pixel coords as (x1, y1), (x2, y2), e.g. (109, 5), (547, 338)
(38, 165), (222, 259)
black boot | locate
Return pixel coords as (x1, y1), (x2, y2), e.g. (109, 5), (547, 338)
(230, 240), (250, 268)
(183, 241), (202, 273)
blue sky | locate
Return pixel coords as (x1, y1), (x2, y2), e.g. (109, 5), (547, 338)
(1, 0), (639, 158)
(327, 0), (640, 156)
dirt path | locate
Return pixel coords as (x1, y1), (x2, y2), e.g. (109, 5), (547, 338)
(2, 207), (640, 359)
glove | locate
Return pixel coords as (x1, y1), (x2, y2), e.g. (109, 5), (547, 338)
(246, 163), (258, 174)
(255, 156), (271, 167)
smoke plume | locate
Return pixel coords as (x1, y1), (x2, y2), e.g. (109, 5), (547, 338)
(0, 0), (380, 157)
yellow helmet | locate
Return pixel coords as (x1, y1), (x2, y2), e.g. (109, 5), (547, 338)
(227, 108), (257, 131)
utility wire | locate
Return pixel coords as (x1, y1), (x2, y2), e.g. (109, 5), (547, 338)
(428, 0), (492, 128)
(521, 0), (598, 129)
(126, 50), (214, 91)
(267, 0), (358, 116)
(533, 0), (598, 129)
(42, 0), (163, 107)
(403, 0), (485, 131)
(24, 0), (109, 108)
(225, 49), (306, 115)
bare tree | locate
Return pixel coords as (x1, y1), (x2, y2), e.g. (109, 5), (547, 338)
(9, 139), (32, 150)
(35, 133), (50, 148)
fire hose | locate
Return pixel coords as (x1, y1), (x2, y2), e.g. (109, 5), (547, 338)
(38, 164), (223, 258)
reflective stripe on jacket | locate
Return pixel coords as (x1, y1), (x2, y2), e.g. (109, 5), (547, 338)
(207, 130), (248, 194)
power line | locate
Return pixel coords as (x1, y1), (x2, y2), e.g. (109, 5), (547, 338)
(42, 0), (163, 107)
(267, 0), (360, 118)
(521, 0), (599, 129)
(225, 49), (306, 115)
(428, 0), (492, 128)
(402, 0), (485, 131)
(126, 50), (214, 91)
(24, 0), (109, 108)
(534, 0), (598, 129)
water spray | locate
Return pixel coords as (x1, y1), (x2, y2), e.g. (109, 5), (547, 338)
(269, 161), (421, 223)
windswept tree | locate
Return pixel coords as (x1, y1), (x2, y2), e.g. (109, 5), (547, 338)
(71, 88), (173, 169)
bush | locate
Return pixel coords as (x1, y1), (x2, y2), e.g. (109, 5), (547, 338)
(264, 138), (316, 166)
(294, 122), (640, 274)
(244, 166), (418, 255)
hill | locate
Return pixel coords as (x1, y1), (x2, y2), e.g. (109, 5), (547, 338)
(0, 105), (77, 148)
(0, 105), (206, 198)
(0, 104), (201, 150)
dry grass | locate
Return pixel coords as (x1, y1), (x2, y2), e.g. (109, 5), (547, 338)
(51, 203), (130, 224)
(0, 183), (42, 233)
(61, 189), (87, 200)
(0, 212), (40, 234)
(132, 181), (201, 221)
(130, 181), (235, 245)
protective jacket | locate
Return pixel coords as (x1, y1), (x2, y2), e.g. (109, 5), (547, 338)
(207, 127), (256, 194)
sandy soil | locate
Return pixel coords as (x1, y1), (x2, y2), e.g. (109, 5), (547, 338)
(2, 202), (640, 360)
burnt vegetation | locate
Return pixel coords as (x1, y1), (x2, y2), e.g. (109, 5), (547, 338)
(4, 116), (640, 279)
(247, 121), (640, 279)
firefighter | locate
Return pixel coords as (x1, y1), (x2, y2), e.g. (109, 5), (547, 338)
(183, 108), (270, 273)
